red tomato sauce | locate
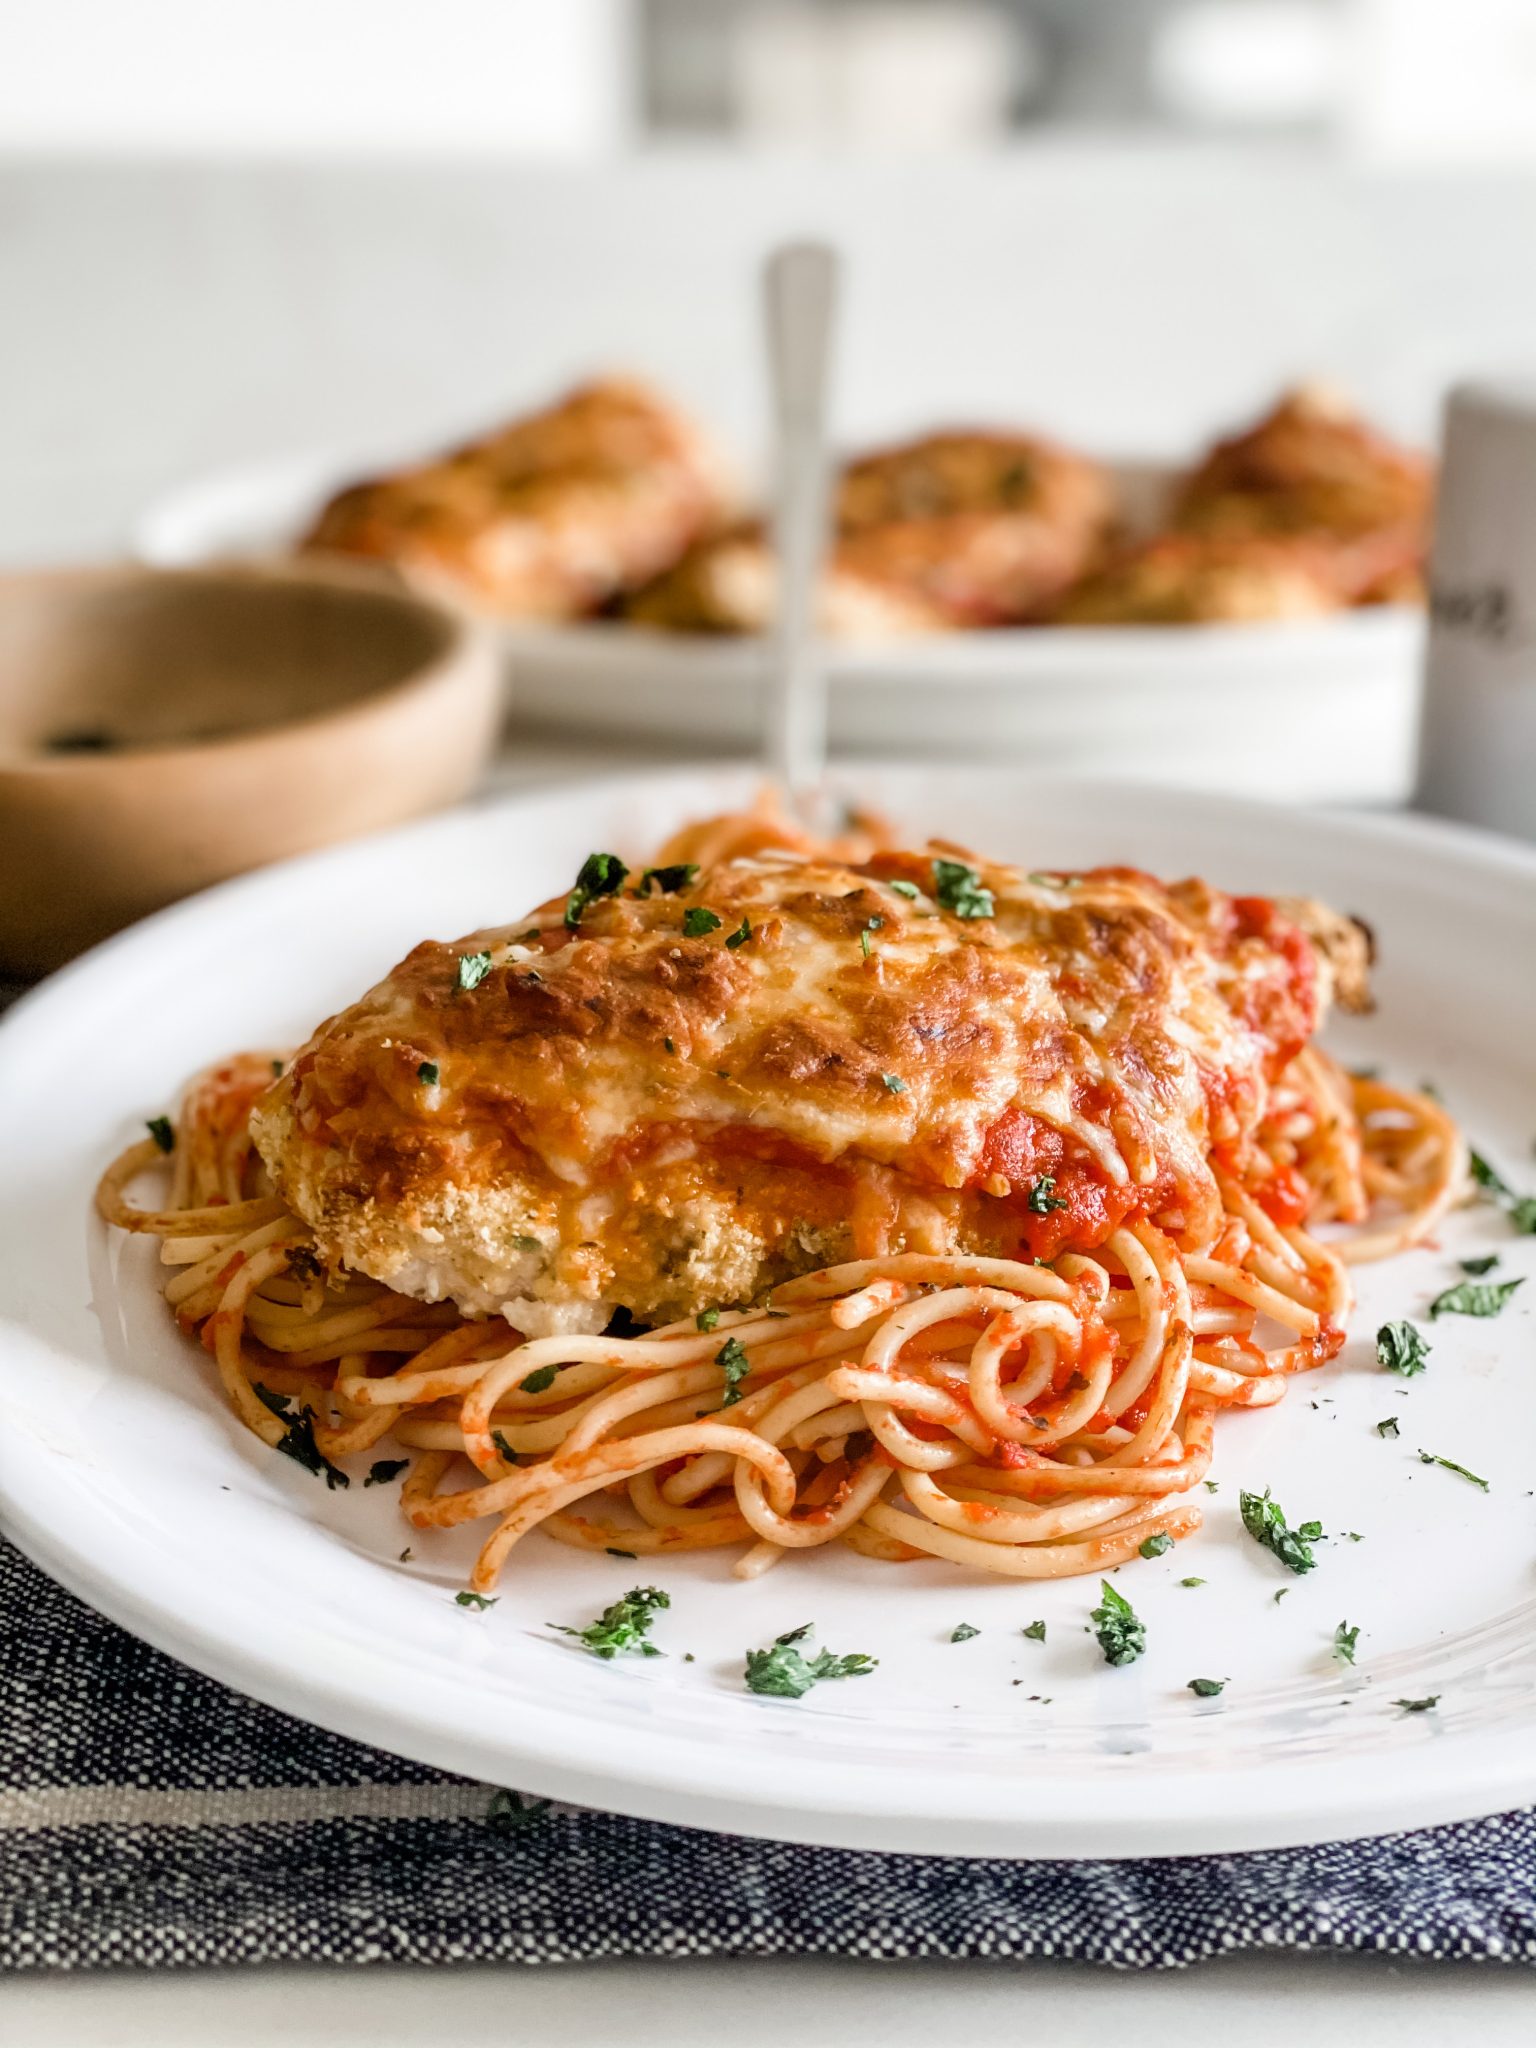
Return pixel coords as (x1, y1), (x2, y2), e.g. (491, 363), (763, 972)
(973, 1106), (1174, 1260)
(1228, 896), (1319, 1072)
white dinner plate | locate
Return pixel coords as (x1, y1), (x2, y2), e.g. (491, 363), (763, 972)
(2, 767), (1533, 1860)
(133, 455), (1424, 804)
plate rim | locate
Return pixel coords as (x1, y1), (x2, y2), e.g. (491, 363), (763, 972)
(7, 1460), (1536, 1862)
(3, 767), (1535, 1861)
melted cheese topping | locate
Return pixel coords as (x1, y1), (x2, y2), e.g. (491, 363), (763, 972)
(250, 850), (1321, 1326)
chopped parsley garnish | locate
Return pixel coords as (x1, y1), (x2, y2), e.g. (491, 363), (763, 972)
(715, 1336), (750, 1406)
(511, 1234), (542, 1253)
(486, 1788), (550, 1834)
(859, 929), (872, 959)
(145, 1115), (175, 1153)
(950, 1623), (980, 1643)
(1273, 1588), (1290, 1604)
(880, 1072), (907, 1094)
(887, 879), (921, 901)
(1026, 1175), (1069, 1216)
(490, 1429), (520, 1465)
(1180, 1577), (1206, 1588)
(270, 1059), (284, 1077)
(364, 1458), (408, 1487)
(1376, 1416), (1401, 1438)
(932, 857), (994, 920)
(664, 1036), (677, 1055)
(1203, 1480), (1219, 1494)
(606, 1547), (637, 1560)
(1416, 1449), (1490, 1491)
(1395, 1695), (1440, 1713)
(257, 1388), (349, 1490)
(416, 1061), (439, 1086)
(456, 950), (492, 992)
(455, 1590), (497, 1610)
(1468, 1150), (1536, 1234)
(1459, 1253), (1500, 1275)
(683, 906), (723, 938)
(1239, 1488), (1322, 1574)
(1090, 1580), (1145, 1666)
(1334, 1621), (1360, 1664)
(1428, 1276), (1524, 1320)
(1022, 1619), (1047, 1641)
(725, 916), (753, 950)
(1376, 1321), (1429, 1376)
(743, 1623), (877, 1698)
(1139, 1532), (1174, 1560)
(552, 1585), (669, 1660)
(696, 1308), (721, 1333)
(519, 1364), (560, 1395)
(565, 851), (629, 930)
(636, 862), (698, 896)
(1187, 1678), (1226, 1697)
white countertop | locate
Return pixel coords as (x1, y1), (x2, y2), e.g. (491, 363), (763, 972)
(5, 1950), (1535, 2046)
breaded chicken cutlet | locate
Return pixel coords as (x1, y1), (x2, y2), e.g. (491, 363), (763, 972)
(251, 839), (1369, 1339)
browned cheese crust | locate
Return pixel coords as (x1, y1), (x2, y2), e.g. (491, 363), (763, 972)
(251, 848), (1338, 1333)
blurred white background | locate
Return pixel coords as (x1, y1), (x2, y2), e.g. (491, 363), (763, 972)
(8, 0), (1536, 157)
(0, 1), (633, 154)
(2, 0), (1536, 561)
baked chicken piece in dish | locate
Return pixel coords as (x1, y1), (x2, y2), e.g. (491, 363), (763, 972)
(251, 838), (1370, 1339)
(301, 378), (727, 621)
(620, 521), (950, 640)
(1170, 386), (1432, 605)
(1051, 533), (1343, 626)
(622, 428), (1114, 634)
(833, 429), (1115, 625)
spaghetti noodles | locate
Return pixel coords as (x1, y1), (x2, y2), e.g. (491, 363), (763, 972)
(95, 812), (1465, 1595)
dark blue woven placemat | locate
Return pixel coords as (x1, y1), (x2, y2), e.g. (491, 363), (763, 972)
(2, 1538), (1534, 1974)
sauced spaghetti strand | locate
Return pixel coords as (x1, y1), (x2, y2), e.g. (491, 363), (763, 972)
(95, 1033), (1461, 1592)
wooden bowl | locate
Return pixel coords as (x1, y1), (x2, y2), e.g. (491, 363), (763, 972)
(0, 562), (502, 975)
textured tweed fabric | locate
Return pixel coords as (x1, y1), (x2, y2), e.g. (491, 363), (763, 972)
(9, 1540), (1536, 1974)
(2, 1539), (1534, 1974)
